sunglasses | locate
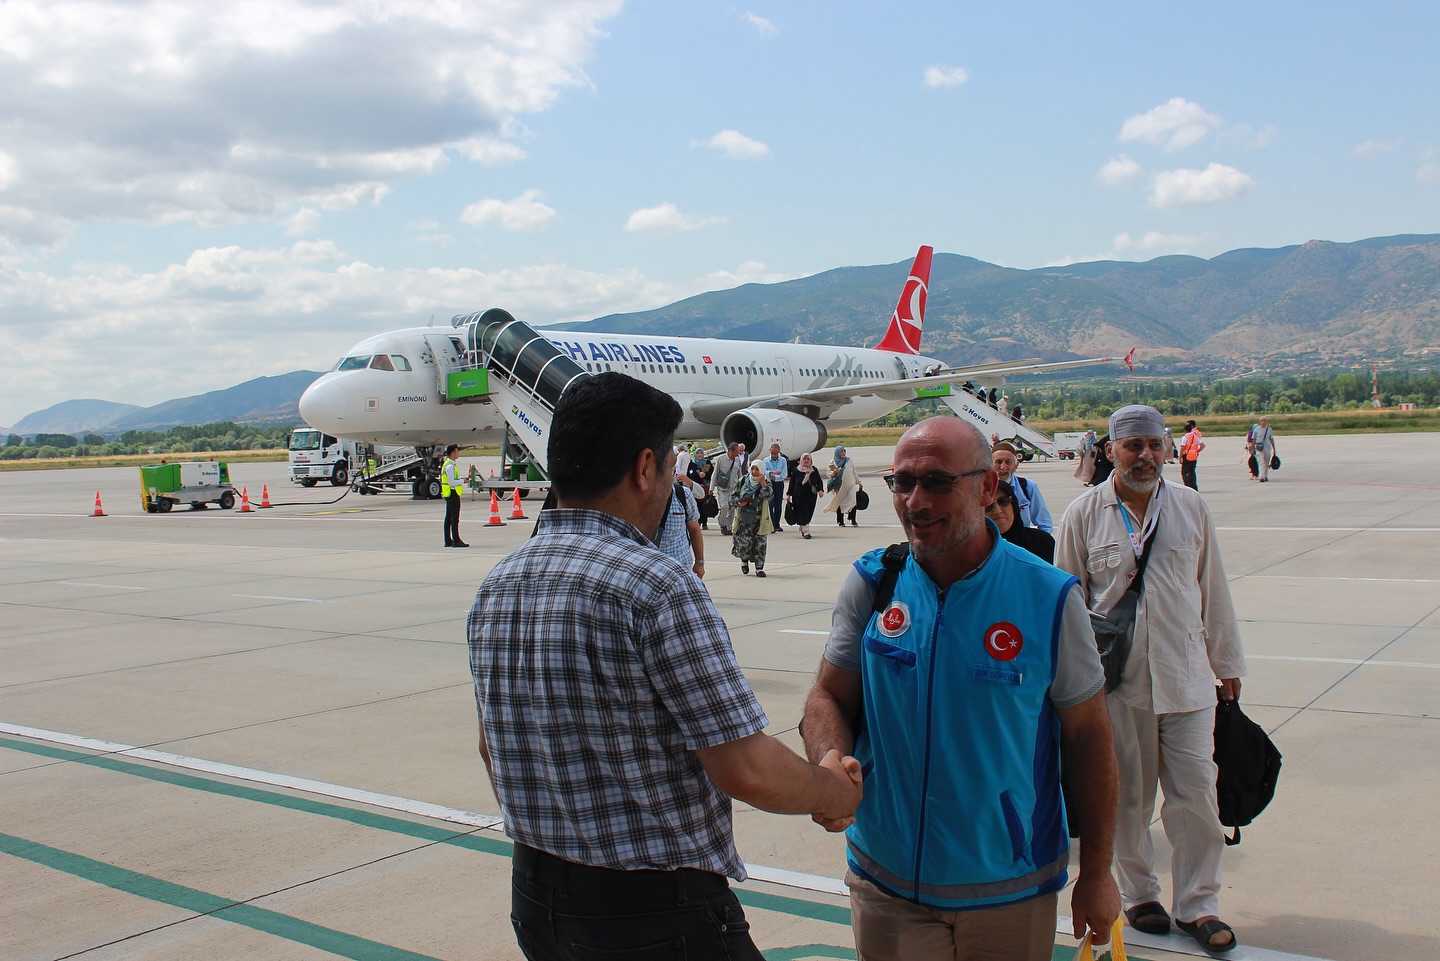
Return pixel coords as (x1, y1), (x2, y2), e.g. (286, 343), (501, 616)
(986, 495), (1013, 509)
(883, 468), (988, 495)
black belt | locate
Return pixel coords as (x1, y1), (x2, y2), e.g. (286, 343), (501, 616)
(512, 843), (730, 900)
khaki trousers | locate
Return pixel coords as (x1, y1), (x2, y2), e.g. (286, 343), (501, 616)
(847, 871), (1058, 961)
(1107, 699), (1224, 922)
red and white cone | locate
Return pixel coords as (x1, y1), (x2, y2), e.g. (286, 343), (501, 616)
(91, 491), (106, 517)
(259, 484), (272, 508)
(509, 487), (528, 519)
(485, 490), (506, 526)
(240, 487), (253, 513)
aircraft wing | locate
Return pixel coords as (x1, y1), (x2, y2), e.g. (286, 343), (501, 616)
(688, 355), (1119, 424)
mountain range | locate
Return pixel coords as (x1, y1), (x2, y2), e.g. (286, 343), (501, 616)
(10, 234), (1437, 435)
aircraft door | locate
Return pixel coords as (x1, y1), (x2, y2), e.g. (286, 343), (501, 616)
(774, 357), (794, 394)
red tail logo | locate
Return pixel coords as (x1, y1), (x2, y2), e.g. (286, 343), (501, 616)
(874, 245), (933, 355)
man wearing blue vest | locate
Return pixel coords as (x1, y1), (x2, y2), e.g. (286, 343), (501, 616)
(803, 416), (1119, 960)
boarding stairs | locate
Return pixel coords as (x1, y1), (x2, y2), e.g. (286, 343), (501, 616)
(937, 389), (1060, 458)
(354, 450), (425, 492)
(444, 308), (593, 477)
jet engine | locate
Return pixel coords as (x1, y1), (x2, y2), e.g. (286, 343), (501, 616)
(721, 408), (828, 458)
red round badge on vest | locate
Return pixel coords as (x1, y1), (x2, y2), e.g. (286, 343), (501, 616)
(983, 622), (1023, 661)
(880, 602), (909, 637)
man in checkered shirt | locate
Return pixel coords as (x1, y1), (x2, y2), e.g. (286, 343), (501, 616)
(469, 372), (862, 960)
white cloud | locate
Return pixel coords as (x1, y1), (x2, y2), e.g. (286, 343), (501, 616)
(698, 261), (792, 290)
(923, 65), (969, 88)
(0, 243), (708, 424)
(1098, 154), (1143, 187)
(694, 130), (771, 159)
(1120, 97), (1221, 152)
(0, 0), (620, 246)
(743, 13), (777, 37)
(623, 203), (725, 232)
(461, 189), (558, 231)
(1418, 149), (1440, 187)
(1112, 231), (1204, 254)
(1149, 163), (1256, 208)
(1353, 138), (1404, 159)
(284, 208), (323, 236)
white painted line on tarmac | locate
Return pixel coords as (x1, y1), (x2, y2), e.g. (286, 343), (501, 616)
(1249, 654), (1440, 670)
(1246, 574), (1440, 583)
(0, 723), (502, 830)
(58, 581), (148, 591)
(0, 722), (1345, 959)
(232, 594), (327, 603)
(780, 629), (830, 636)
(1219, 526), (1440, 533)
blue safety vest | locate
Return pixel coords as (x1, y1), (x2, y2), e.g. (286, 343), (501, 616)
(847, 535), (1078, 911)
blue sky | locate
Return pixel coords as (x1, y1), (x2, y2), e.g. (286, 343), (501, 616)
(2, 0), (1437, 427)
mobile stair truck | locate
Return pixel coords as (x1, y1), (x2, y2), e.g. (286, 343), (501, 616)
(140, 461), (239, 512)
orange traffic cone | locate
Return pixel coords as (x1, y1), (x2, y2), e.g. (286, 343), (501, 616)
(509, 487), (528, 519)
(239, 487), (253, 513)
(485, 490), (506, 526)
(259, 484), (272, 508)
(489, 467), (496, 479)
(91, 491), (106, 517)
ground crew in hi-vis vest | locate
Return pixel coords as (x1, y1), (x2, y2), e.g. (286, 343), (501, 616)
(442, 445), (467, 548)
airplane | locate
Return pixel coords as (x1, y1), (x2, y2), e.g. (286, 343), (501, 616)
(297, 246), (1120, 489)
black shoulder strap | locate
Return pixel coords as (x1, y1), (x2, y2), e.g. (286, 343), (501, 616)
(653, 483), (685, 540)
(871, 543), (912, 613)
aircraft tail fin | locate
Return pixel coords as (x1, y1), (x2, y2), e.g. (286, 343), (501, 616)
(873, 245), (933, 355)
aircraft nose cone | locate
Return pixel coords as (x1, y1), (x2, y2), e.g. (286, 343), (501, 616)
(298, 377), (346, 432)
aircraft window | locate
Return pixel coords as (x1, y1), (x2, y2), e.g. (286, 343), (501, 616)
(392, 355), (412, 371)
(369, 354), (395, 371)
(337, 355), (372, 372)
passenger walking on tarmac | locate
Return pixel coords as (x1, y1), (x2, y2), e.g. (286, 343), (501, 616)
(763, 442), (789, 531)
(992, 441), (1053, 533)
(1253, 416), (1278, 482)
(441, 444), (467, 548)
(786, 451), (826, 539)
(824, 445), (860, 526)
(1179, 419), (1205, 490)
(712, 442), (741, 536)
(654, 476), (705, 579)
(731, 462), (774, 576)
(468, 372), (861, 961)
(1055, 405), (1247, 954)
(803, 416), (1120, 961)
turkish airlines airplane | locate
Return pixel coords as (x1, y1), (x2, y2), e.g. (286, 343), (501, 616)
(297, 246), (1115, 459)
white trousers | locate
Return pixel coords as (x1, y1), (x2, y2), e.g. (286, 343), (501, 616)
(1257, 445), (1273, 480)
(1107, 699), (1225, 922)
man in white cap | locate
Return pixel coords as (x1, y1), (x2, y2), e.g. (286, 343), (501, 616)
(1054, 404), (1247, 954)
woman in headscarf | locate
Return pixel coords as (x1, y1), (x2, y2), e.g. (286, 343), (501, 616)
(985, 479), (1055, 563)
(823, 444), (859, 526)
(786, 451), (825, 539)
(731, 462), (774, 576)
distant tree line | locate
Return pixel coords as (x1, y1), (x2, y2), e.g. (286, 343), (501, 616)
(872, 369), (1440, 427)
(2, 421), (296, 460)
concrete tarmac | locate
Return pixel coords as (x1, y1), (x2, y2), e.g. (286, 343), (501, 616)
(2, 433), (1437, 961)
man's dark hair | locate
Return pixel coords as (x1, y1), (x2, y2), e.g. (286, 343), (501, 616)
(547, 372), (682, 500)
(446, 444), (459, 456)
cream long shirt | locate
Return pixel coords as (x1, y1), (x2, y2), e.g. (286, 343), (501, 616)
(1055, 477), (1246, 714)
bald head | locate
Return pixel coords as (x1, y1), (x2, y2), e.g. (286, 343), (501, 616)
(897, 417), (991, 472)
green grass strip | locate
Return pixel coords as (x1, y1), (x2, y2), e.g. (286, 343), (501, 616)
(0, 832), (446, 961)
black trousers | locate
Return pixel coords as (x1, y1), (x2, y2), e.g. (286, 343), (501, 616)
(509, 843), (763, 961)
(443, 492), (461, 544)
(768, 483), (785, 528)
(1181, 458), (1199, 490)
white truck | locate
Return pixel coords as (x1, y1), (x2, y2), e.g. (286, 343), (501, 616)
(1052, 431), (1092, 460)
(287, 428), (366, 487)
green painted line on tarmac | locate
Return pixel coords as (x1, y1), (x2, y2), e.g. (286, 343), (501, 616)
(0, 832), (446, 961)
(763, 945), (857, 960)
(1, 735), (849, 930)
(0, 735), (509, 856)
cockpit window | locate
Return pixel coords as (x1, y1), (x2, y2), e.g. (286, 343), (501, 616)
(369, 354), (395, 371)
(336, 355), (372, 372)
(392, 354), (412, 371)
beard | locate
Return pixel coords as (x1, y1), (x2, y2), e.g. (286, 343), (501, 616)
(1117, 460), (1161, 494)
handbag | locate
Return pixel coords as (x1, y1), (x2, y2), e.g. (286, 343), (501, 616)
(783, 501), (796, 526)
(1089, 518), (1158, 693)
(854, 485), (870, 511)
(1270, 454), (1280, 470)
